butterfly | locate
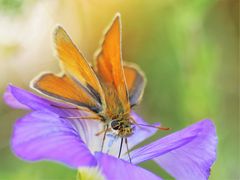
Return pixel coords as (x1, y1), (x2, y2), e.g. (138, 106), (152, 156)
(31, 14), (166, 162)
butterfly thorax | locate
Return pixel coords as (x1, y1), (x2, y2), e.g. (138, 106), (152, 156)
(99, 84), (133, 137)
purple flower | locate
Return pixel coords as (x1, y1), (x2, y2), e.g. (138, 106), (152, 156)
(4, 85), (217, 180)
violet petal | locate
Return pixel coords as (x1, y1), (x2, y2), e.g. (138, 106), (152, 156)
(154, 120), (217, 180)
(4, 85), (30, 110)
(12, 110), (97, 168)
(5, 85), (103, 150)
(129, 120), (217, 180)
(95, 152), (162, 180)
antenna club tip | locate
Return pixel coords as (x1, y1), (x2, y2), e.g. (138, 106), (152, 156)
(157, 126), (171, 131)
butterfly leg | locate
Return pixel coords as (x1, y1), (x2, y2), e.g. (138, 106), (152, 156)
(96, 126), (111, 136)
(59, 116), (101, 120)
(50, 104), (79, 109)
(100, 124), (109, 152)
(125, 138), (132, 163)
(118, 137), (124, 158)
(51, 104), (95, 113)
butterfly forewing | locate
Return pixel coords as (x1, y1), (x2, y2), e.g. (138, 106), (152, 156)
(54, 26), (105, 108)
(95, 15), (130, 113)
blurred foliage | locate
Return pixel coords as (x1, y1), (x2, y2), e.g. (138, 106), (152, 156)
(0, 0), (239, 179)
(0, 0), (23, 13)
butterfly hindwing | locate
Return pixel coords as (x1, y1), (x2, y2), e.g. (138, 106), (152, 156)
(32, 73), (102, 113)
(124, 64), (146, 107)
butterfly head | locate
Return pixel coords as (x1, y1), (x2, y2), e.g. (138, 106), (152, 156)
(110, 118), (133, 137)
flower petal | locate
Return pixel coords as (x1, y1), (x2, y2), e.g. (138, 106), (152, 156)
(95, 152), (162, 180)
(154, 120), (217, 180)
(5, 85), (73, 113)
(4, 85), (30, 110)
(12, 110), (97, 168)
(4, 85), (103, 150)
(130, 120), (217, 180)
(72, 119), (102, 153)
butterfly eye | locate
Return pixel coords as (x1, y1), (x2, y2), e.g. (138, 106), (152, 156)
(111, 120), (120, 130)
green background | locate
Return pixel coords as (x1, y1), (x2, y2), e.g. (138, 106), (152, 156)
(0, 0), (238, 179)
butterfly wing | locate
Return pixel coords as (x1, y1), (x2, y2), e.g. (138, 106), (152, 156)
(95, 15), (130, 113)
(124, 64), (146, 107)
(32, 73), (102, 113)
(53, 26), (105, 108)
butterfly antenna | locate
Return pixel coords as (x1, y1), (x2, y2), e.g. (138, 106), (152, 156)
(125, 138), (132, 163)
(129, 116), (170, 131)
(135, 123), (170, 130)
(118, 138), (124, 158)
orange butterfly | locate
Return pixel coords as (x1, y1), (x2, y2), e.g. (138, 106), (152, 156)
(31, 14), (165, 161)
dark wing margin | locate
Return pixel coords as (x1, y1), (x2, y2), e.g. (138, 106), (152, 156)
(124, 64), (146, 107)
